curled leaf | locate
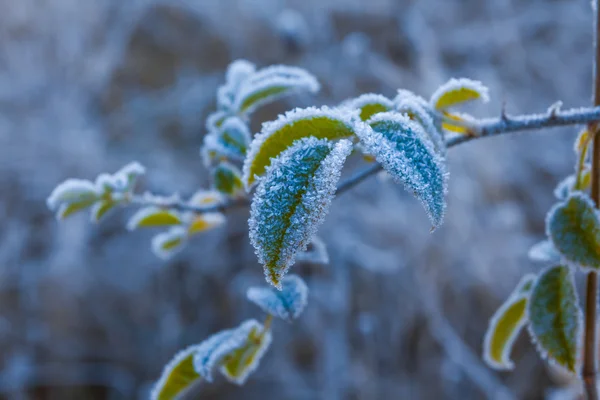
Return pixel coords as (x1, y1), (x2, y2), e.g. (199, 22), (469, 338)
(528, 265), (582, 373)
(344, 93), (393, 121)
(546, 193), (600, 270)
(127, 207), (182, 230)
(188, 190), (224, 207)
(47, 179), (99, 211)
(151, 227), (187, 260)
(219, 321), (272, 385)
(206, 111), (229, 132)
(249, 137), (352, 288)
(357, 112), (448, 228)
(56, 198), (97, 220)
(483, 274), (536, 370)
(90, 200), (116, 223)
(151, 345), (201, 400)
(243, 106), (357, 188)
(247, 275), (309, 321)
(234, 65), (319, 115)
(553, 175), (577, 200)
(440, 111), (475, 134)
(187, 213), (226, 235)
(528, 240), (561, 263)
(296, 235), (329, 265)
(213, 162), (244, 197)
(430, 78), (489, 110)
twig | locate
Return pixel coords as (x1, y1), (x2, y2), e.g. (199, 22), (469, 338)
(583, 2), (600, 398)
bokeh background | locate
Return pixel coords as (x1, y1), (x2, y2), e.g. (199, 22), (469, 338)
(0, 0), (595, 398)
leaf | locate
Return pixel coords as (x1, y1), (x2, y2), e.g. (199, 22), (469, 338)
(90, 200), (116, 223)
(188, 190), (224, 207)
(151, 227), (187, 260)
(296, 235), (329, 265)
(219, 320), (272, 385)
(440, 111), (475, 134)
(357, 112), (448, 228)
(345, 93), (393, 121)
(247, 275), (309, 321)
(553, 175), (577, 200)
(528, 265), (582, 373)
(528, 240), (561, 263)
(187, 213), (226, 235)
(151, 345), (201, 400)
(546, 193), (600, 269)
(127, 207), (183, 230)
(430, 78), (489, 110)
(243, 106), (357, 188)
(56, 198), (98, 220)
(483, 274), (536, 370)
(574, 128), (590, 154)
(114, 161), (146, 190)
(396, 97), (446, 154)
(234, 65), (319, 115)
(193, 319), (260, 382)
(206, 111), (229, 132)
(47, 179), (99, 211)
(213, 162), (244, 197)
(249, 137), (352, 288)
(219, 117), (251, 157)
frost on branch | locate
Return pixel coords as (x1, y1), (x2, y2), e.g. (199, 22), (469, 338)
(213, 161), (244, 198)
(396, 97), (446, 155)
(344, 93), (393, 121)
(247, 274), (309, 321)
(528, 265), (582, 373)
(249, 137), (352, 288)
(151, 345), (201, 400)
(234, 65), (320, 115)
(243, 106), (357, 188)
(357, 112), (448, 228)
(430, 78), (489, 110)
(127, 207), (182, 230)
(528, 240), (561, 263)
(546, 193), (600, 270)
(296, 235), (329, 264)
(483, 274), (536, 370)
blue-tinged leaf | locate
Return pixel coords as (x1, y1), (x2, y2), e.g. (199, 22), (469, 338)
(528, 265), (582, 373)
(396, 97), (445, 155)
(546, 193), (600, 270)
(249, 137), (352, 288)
(357, 112), (448, 228)
(247, 275), (309, 321)
(528, 240), (561, 263)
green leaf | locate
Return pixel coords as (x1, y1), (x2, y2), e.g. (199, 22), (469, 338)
(357, 112), (448, 228)
(528, 265), (582, 373)
(151, 227), (187, 260)
(213, 162), (244, 197)
(56, 198), (98, 220)
(344, 93), (393, 121)
(430, 78), (489, 110)
(151, 345), (201, 400)
(90, 200), (116, 222)
(187, 213), (225, 236)
(483, 274), (536, 370)
(249, 137), (352, 288)
(396, 97), (446, 154)
(546, 193), (600, 269)
(47, 179), (99, 211)
(127, 207), (183, 230)
(243, 107), (357, 188)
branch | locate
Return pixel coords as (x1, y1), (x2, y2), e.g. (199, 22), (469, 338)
(131, 104), (600, 213)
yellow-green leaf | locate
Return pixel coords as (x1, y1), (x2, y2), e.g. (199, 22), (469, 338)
(440, 112), (474, 134)
(243, 107), (357, 188)
(90, 200), (116, 222)
(528, 265), (582, 373)
(151, 345), (201, 400)
(151, 227), (187, 260)
(483, 274), (536, 370)
(220, 323), (272, 385)
(188, 213), (226, 236)
(127, 207), (182, 230)
(345, 93), (393, 121)
(213, 162), (244, 197)
(430, 78), (489, 110)
(56, 198), (98, 220)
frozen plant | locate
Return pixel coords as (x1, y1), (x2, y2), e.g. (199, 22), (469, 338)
(46, 4), (600, 396)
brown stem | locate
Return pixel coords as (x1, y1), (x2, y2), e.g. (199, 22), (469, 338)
(583, 2), (600, 399)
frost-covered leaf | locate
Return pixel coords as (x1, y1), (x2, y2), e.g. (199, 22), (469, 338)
(217, 60), (257, 111)
(187, 213), (226, 235)
(151, 227), (187, 260)
(114, 161), (146, 190)
(440, 111), (475, 134)
(47, 179), (99, 211)
(243, 106), (357, 188)
(528, 265), (582, 373)
(247, 275), (309, 321)
(528, 240), (561, 263)
(345, 93), (393, 121)
(151, 345), (201, 400)
(396, 98), (446, 154)
(90, 200), (116, 223)
(188, 190), (224, 208)
(553, 175), (577, 200)
(357, 112), (448, 227)
(193, 319), (260, 382)
(249, 137), (352, 288)
(296, 235), (329, 264)
(56, 198), (97, 220)
(206, 111), (229, 132)
(127, 207), (182, 230)
(234, 65), (319, 115)
(394, 89), (430, 110)
(219, 118), (251, 157)
(546, 193), (600, 269)
(213, 162), (244, 197)
(574, 128), (590, 154)
(430, 78), (489, 110)
(219, 320), (272, 385)
(483, 274), (536, 370)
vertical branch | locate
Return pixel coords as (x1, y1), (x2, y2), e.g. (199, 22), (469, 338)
(583, 2), (600, 398)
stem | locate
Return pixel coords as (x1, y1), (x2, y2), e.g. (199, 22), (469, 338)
(583, 2), (600, 399)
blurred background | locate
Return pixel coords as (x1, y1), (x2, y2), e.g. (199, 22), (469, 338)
(0, 0), (595, 398)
